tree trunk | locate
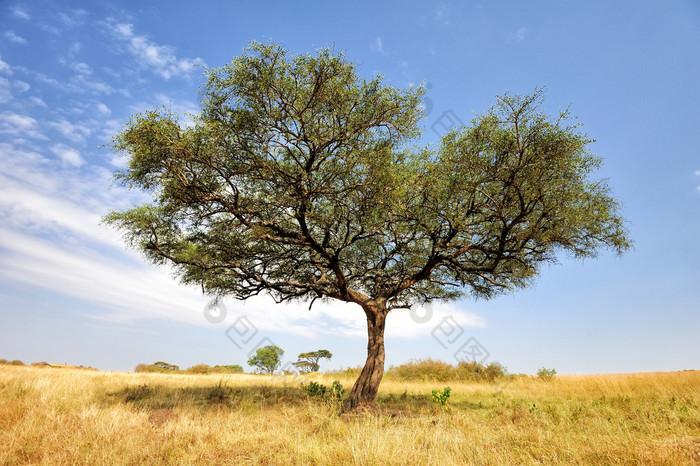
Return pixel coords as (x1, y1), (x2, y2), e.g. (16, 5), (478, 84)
(345, 304), (387, 411)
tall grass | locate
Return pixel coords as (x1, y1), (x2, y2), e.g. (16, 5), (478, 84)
(1, 365), (698, 464)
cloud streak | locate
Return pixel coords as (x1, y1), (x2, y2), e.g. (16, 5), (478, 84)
(108, 22), (205, 80)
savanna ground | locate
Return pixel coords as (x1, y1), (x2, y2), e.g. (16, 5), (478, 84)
(1, 365), (698, 465)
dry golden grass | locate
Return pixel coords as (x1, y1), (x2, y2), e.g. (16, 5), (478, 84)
(1, 365), (698, 464)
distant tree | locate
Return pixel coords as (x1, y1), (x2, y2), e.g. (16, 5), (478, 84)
(187, 364), (213, 374)
(247, 345), (284, 374)
(213, 364), (244, 373)
(293, 350), (333, 373)
(105, 42), (631, 409)
(153, 361), (179, 371)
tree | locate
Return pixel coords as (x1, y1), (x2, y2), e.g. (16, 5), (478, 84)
(105, 42), (630, 410)
(247, 345), (284, 374)
(293, 349), (333, 372)
(153, 361), (179, 371)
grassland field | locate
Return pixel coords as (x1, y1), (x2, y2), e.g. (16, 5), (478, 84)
(1, 365), (698, 465)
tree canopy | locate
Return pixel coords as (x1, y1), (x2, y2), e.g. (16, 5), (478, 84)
(247, 345), (284, 374)
(293, 349), (333, 372)
(105, 42), (630, 408)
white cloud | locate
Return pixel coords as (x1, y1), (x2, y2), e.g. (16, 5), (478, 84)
(515, 27), (528, 42)
(96, 103), (111, 117)
(73, 62), (91, 75)
(0, 111), (45, 139)
(0, 78), (11, 103)
(0, 57), (12, 74)
(4, 31), (28, 45)
(370, 37), (387, 55)
(13, 80), (30, 93)
(11, 5), (30, 20)
(48, 118), (91, 142)
(50, 143), (84, 167)
(108, 22), (205, 80)
(507, 27), (529, 44)
(435, 3), (450, 27)
(695, 170), (700, 177)
(28, 96), (47, 107)
(58, 9), (88, 28)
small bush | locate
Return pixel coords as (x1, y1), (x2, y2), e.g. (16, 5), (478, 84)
(537, 367), (557, 381)
(302, 380), (345, 415)
(431, 386), (452, 410)
(212, 365), (243, 373)
(153, 361), (179, 371)
(207, 380), (232, 403)
(9, 360), (25, 366)
(122, 384), (152, 402)
(186, 364), (213, 374)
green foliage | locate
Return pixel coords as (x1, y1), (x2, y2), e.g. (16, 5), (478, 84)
(154, 361), (179, 371)
(431, 386), (452, 410)
(135, 362), (180, 373)
(302, 380), (345, 415)
(247, 345), (284, 374)
(303, 381), (328, 397)
(186, 364), (213, 374)
(213, 364), (243, 373)
(293, 350), (333, 373)
(537, 367), (557, 381)
(384, 358), (508, 382)
(207, 380), (233, 403)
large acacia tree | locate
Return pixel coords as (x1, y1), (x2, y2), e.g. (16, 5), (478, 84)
(105, 42), (630, 409)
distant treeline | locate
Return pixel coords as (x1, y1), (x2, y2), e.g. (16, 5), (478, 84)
(327, 359), (512, 382)
(0, 359), (97, 370)
(135, 361), (244, 374)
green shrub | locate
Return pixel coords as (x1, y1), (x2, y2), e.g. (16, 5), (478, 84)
(186, 364), (213, 374)
(431, 386), (452, 410)
(384, 358), (507, 383)
(212, 364), (243, 373)
(537, 367), (557, 381)
(302, 380), (345, 415)
(153, 361), (179, 371)
(386, 359), (455, 382)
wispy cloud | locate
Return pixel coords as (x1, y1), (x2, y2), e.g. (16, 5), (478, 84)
(59, 9), (88, 28)
(0, 111), (45, 139)
(108, 22), (205, 80)
(48, 118), (92, 143)
(50, 143), (84, 168)
(0, 57), (11, 74)
(4, 31), (28, 45)
(11, 5), (30, 20)
(435, 3), (450, 27)
(507, 27), (529, 44)
(370, 37), (387, 55)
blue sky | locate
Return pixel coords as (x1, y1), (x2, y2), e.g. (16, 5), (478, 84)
(1, 0), (698, 375)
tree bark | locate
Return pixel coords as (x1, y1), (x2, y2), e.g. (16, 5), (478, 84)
(345, 303), (387, 411)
